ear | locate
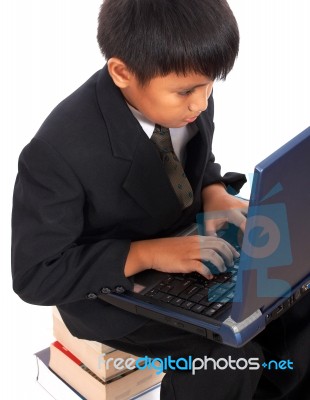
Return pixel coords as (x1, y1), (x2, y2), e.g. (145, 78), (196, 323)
(107, 58), (132, 88)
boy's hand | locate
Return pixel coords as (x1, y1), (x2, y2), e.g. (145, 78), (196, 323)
(125, 183), (246, 279)
(202, 183), (249, 236)
(125, 235), (240, 279)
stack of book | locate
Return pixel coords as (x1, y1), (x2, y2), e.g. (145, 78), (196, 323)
(35, 307), (164, 399)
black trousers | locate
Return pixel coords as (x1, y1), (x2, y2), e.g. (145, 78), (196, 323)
(103, 294), (310, 400)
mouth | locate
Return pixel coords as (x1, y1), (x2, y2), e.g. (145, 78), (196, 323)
(184, 115), (200, 123)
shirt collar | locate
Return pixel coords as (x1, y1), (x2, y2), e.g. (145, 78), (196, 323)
(127, 103), (155, 138)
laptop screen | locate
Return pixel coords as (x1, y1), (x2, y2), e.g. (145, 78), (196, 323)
(231, 127), (310, 321)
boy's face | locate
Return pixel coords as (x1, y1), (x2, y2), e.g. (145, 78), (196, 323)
(121, 72), (214, 128)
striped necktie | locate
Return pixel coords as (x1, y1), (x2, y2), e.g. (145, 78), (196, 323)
(151, 124), (194, 209)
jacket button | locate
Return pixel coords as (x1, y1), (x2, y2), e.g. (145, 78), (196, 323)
(114, 286), (125, 294)
(86, 293), (97, 300)
(101, 287), (112, 294)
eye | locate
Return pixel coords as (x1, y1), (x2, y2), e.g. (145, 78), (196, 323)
(178, 89), (194, 97)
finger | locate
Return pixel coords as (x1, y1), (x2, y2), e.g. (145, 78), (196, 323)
(205, 230), (217, 237)
(239, 218), (247, 233)
(199, 236), (240, 261)
(229, 207), (248, 227)
(191, 261), (213, 280)
(241, 207), (249, 217)
(200, 248), (229, 271)
(231, 212), (247, 234)
(204, 220), (217, 237)
(204, 217), (227, 236)
(201, 249), (227, 273)
(215, 237), (240, 259)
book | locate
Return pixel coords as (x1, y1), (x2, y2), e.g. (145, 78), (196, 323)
(49, 341), (164, 400)
(130, 384), (161, 400)
(52, 308), (141, 381)
(35, 347), (84, 399)
(53, 306), (115, 354)
(36, 347), (161, 400)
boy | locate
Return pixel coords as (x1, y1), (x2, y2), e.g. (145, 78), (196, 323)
(11, 0), (310, 399)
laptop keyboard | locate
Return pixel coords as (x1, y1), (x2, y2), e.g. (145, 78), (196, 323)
(145, 264), (239, 318)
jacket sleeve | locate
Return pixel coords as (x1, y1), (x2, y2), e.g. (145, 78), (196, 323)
(11, 138), (133, 306)
(202, 152), (247, 194)
(201, 93), (247, 194)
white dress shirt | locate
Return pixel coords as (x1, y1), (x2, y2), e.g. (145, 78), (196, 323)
(127, 103), (198, 165)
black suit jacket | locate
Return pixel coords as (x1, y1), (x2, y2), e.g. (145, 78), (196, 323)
(11, 66), (246, 341)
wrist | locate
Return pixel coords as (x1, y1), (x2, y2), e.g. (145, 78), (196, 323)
(124, 240), (153, 277)
(201, 183), (229, 213)
(202, 182), (227, 199)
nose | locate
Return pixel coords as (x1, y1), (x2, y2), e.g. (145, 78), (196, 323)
(188, 90), (209, 113)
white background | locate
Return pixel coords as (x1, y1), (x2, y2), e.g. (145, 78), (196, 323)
(1, 1), (309, 399)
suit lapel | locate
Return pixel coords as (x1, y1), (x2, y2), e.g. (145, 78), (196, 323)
(123, 134), (183, 222)
(96, 67), (182, 222)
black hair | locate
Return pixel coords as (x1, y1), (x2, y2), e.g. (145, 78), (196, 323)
(97, 0), (239, 85)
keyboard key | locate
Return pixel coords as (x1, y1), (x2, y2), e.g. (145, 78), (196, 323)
(179, 285), (202, 300)
(189, 293), (206, 303)
(196, 288), (209, 297)
(203, 308), (218, 317)
(145, 289), (158, 297)
(160, 294), (174, 303)
(162, 276), (175, 285)
(198, 297), (212, 307)
(222, 282), (235, 290)
(204, 280), (218, 288)
(152, 291), (166, 300)
(191, 304), (206, 314)
(168, 279), (192, 296)
(170, 297), (184, 307)
(226, 291), (235, 300)
(153, 282), (167, 291)
(214, 286), (229, 296)
(221, 296), (231, 303)
(207, 292), (222, 303)
(160, 285), (173, 293)
(214, 273), (232, 283)
(212, 302), (224, 310)
(181, 301), (195, 310)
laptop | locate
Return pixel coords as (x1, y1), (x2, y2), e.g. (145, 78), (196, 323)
(99, 126), (310, 347)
